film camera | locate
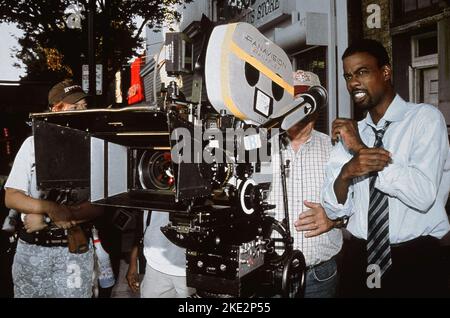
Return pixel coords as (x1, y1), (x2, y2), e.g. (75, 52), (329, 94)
(31, 22), (327, 297)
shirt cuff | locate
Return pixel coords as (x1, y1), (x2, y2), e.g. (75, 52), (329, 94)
(322, 180), (353, 219)
(376, 162), (401, 196)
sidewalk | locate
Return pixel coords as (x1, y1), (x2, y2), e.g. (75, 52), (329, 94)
(111, 259), (140, 298)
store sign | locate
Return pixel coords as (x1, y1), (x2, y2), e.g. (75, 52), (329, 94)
(82, 64), (103, 95)
(240, 0), (291, 29)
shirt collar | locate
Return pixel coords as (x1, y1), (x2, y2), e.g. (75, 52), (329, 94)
(361, 94), (408, 131)
(286, 130), (315, 152)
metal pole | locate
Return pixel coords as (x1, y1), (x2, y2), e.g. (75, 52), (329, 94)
(88, 0), (96, 107)
(279, 134), (293, 250)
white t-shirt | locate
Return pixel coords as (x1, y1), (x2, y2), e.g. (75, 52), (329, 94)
(5, 136), (40, 199)
(5, 136), (40, 222)
(143, 210), (186, 276)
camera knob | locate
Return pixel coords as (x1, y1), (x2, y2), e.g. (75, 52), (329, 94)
(220, 264), (227, 272)
(197, 261), (204, 268)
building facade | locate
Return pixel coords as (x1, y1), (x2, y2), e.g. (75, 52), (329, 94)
(144, 0), (351, 134)
(348, 0), (450, 129)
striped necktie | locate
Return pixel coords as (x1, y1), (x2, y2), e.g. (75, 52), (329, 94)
(367, 121), (392, 277)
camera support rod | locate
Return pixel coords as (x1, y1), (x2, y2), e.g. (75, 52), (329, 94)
(279, 134), (294, 250)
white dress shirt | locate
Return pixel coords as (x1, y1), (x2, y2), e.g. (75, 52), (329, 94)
(269, 130), (342, 266)
(322, 95), (450, 243)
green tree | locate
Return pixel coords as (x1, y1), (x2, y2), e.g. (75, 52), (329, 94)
(0, 0), (192, 102)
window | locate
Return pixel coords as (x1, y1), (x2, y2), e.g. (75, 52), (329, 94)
(412, 32), (438, 59)
(403, 0), (439, 12)
(417, 35), (438, 57)
(404, 0), (418, 12)
(393, 0), (442, 23)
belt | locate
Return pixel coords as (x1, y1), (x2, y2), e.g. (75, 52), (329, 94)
(306, 256), (335, 271)
(19, 228), (68, 247)
(19, 225), (92, 247)
(346, 235), (439, 252)
(344, 235), (439, 254)
(390, 236), (439, 249)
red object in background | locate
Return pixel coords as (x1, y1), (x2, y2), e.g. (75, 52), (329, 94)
(127, 57), (145, 105)
(2, 128), (11, 155)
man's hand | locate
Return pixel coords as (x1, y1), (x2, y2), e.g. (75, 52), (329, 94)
(341, 148), (391, 180)
(294, 201), (335, 238)
(47, 203), (76, 230)
(334, 148), (391, 204)
(68, 202), (104, 223)
(126, 246), (140, 293)
(332, 118), (366, 153)
(23, 214), (48, 233)
(126, 266), (140, 293)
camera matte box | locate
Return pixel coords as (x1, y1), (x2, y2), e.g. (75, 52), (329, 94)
(31, 107), (208, 213)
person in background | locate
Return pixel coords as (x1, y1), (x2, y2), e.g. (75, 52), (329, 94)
(4, 79), (104, 298)
(126, 210), (195, 298)
(268, 70), (344, 298)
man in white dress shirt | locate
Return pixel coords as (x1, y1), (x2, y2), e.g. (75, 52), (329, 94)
(322, 39), (450, 297)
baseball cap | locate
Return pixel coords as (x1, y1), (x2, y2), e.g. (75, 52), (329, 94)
(48, 79), (88, 105)
(293, 70), (321, 95)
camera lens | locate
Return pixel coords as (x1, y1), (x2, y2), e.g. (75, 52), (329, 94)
(138, 151), (174, 190)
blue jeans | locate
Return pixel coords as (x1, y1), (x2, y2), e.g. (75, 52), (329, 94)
(304, 257), (338, 298)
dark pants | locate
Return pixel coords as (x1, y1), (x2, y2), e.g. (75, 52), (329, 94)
(339, 235), (446, 298)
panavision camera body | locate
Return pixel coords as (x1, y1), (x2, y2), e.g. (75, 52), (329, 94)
(31, 22), (328, 297)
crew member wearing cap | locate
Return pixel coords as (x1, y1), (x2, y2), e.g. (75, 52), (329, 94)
(4, 79), (103, 298)
(268, 70), (343, 298)
(48, 79), (88, 112)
